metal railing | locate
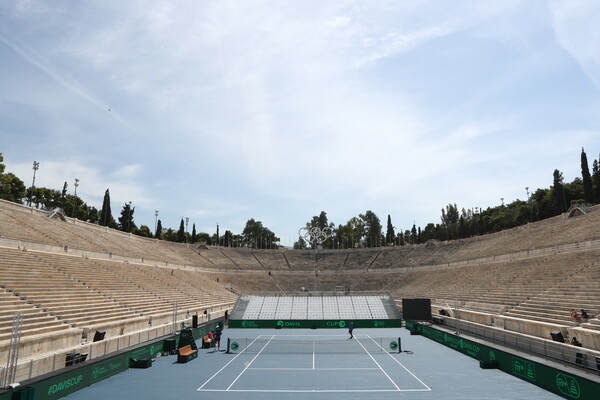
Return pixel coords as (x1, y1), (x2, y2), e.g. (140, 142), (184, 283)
(3, 308), (232, 384)
(440, 317), (600, 373)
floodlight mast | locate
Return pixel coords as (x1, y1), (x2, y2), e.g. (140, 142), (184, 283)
(27, 161), (39, 207)
(154, 210), (159, 236)
(71, 178), (79, 217)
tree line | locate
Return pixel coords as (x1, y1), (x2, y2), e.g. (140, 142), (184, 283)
(293, 147), (600, 249)
(1, 148), (599, 249)
(0, 153), (279, 247)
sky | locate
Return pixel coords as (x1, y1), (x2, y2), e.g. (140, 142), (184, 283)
(1, 0), (600, 246)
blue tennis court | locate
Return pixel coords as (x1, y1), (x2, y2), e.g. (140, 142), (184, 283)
(64, 328), (561, 399)
(199, 334), (428, 393)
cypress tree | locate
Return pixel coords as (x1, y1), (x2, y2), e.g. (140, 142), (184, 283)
(581, 147), (594, 203)
(155, 219), (163, 239)
(191, 223), (197, 243)
(386, 214), (395, 246)
(177, 218), (185, 242)
(99, 189), (115, 227)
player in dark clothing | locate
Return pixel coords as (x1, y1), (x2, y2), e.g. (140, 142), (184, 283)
(214, 325), (223, 350)
(348, 321), (354, 339)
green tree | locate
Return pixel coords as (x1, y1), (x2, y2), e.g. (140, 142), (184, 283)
(386, 214), (395, 245)
(338, 217), (364, 248)
(564, 177), (585, 206)
(191, 223), (197, 243)
(164, 228), (177, 242)
(581, 148), (594, 203)
(136, 225), (152, 237)
(306, 211), (335, 249)
(593, 156), (600, 203)
(532, 188), (553, 220)
(61, 182), (68, 201)
(0, 172), (26, 203)
(552, 169), (567, 213)
(177, 218), (186, 242)
(155, 219), (163, 239)
(441, 203), (459, 225)
(197, 232), (211, 244)
(222, 230), (233, 247)
(83, 206), (99, 224)
(0, 153), (26, 203)
(397, 232), (405, 245)
(458, 216), (467, 238)
(24, 187), (60, 209)
(293, 236), (308, 249)
(242, 218), (279, 249)
(118, 203), (137, 232)
(360, 210), (382, 247)
(99, 189), (116, 228)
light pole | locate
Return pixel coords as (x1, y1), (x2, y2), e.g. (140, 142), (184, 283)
(28, 161), (39, 206)
(185, 217), (189, 243)
(154, 210), (159, 236)
(525, 187), (531, 221)
(72, 178), (79, 217)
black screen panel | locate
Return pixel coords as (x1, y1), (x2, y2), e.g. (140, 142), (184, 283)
(402, 298), (432, 321)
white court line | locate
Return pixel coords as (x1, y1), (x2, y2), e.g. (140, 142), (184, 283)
(198, 333), (432, 393)
(199, 389), (430, 393)
(226, 335), (275, 391)
(354, 337), (401, 391)
(248, 367), (379, 370)
(197, 336), (262, 391)
(367, 334), (432, 391)
(258, 334), (371, 337)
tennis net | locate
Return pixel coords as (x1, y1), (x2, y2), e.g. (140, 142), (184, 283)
(226, 337), (401, 354)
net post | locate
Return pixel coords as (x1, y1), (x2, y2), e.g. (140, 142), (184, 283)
(398, 337), (402, 353)
(226, 338), (231, 354)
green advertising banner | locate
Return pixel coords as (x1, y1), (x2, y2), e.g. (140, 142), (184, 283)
(90, 355), (127, 385)
(13, 320), (224, 400)
(410, 322), (599, 400)
(33, 367), (90, 400)
(228, 319), (402, 329)
(191, 322), (221, 340)
(0, 390), (14, 400)
(129, 342), (163, 361)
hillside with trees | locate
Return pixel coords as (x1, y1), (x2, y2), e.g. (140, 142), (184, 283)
(2, 148), (600, 249)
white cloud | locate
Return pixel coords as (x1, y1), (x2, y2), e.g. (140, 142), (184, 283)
(0, 33), (109, 111)
(9, 160), (153, 209)
(1, 0), (599, 242)
(550, 0), (600, 89)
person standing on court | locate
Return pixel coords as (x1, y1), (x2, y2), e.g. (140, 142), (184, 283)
(214, 325), (223, 351)
(348, 321), (354, 339)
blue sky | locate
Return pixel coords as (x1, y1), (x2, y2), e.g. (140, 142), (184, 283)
(1, 0), (599, 245)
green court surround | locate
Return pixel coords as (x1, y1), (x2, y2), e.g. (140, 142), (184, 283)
(406, 321), (599, 400)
